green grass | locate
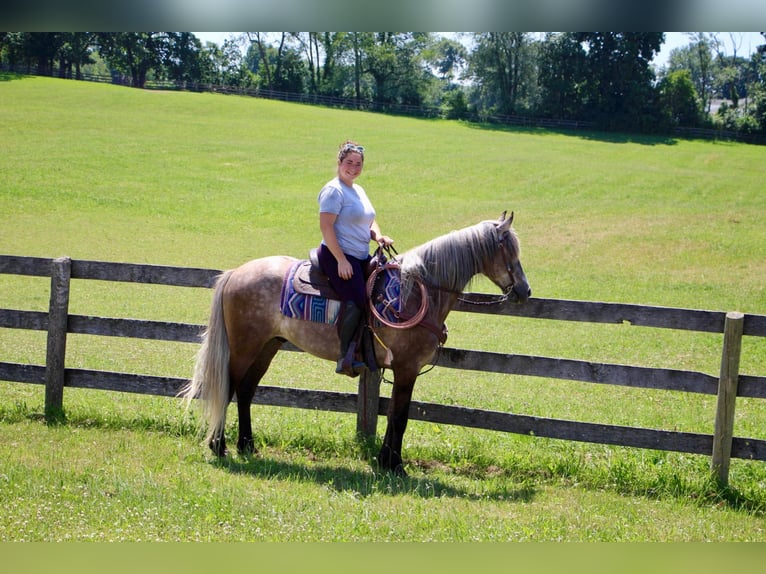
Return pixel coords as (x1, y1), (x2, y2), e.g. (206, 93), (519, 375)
(1, 75), (766, 541)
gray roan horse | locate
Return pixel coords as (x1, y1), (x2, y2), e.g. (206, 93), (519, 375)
(181, 211), (531, 475)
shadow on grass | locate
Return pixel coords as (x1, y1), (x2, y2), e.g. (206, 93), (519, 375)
(9, 407), (764, 514)
(212, 451), (538, 503)
(464, 121), (680, 146)
(207, 432), (766, 515)
(0, 72), (28, 82)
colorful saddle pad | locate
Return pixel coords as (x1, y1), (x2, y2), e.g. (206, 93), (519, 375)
(280, 260), (342, 324)
(279, 260), (403, 325)
(369, 264), (403, 324)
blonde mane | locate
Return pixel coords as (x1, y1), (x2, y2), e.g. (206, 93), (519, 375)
(398, 220), (519, 299)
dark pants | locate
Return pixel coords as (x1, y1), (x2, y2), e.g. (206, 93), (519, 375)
(317, 244), (369, 309)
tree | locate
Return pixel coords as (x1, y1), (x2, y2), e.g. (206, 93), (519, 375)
(359, 33), (437, 106)
(244, 33), (305, 92)
(96, 32), (167, 88)
(748, 33), (766, 132)
(656, 69), (701, 127)
(245, 32), (275, 89)
(537, 32), (588, 119)
(290, 32), (347, 94)
(6, 32), (63, 76)
(469, 32), (537, 115)
(1, 32), (34, 71)
(575, 32), (664, 130)
(163, 33), (203, 86)
(428, 36), (468, 83)
(55, 33), (95, 79)
(687, 32), (716, 113)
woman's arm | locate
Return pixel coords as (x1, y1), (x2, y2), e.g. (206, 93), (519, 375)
(320, 212), (354, 279)
(370, 219), (394, 247)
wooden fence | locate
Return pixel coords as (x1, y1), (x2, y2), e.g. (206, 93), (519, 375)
(2, 254), (766, 484)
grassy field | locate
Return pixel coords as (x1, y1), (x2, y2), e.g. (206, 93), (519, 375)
(1, 74), (766, 542)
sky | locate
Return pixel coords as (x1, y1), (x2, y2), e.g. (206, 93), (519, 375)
(193, 32), (765, 68)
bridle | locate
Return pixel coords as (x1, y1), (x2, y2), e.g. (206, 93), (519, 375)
(496, 228), (519, 296)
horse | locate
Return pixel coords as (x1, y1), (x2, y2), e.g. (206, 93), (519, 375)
(181, 211), (531, 475)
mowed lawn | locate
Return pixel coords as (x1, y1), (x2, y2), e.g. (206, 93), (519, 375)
(1, 74), (766, 542)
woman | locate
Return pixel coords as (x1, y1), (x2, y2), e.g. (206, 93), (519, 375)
(317, 141), (394, 376)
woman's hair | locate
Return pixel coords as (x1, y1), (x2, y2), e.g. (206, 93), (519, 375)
(337, 140), (365, 163)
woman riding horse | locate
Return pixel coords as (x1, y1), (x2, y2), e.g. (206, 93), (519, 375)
(182, 211), (530, 476)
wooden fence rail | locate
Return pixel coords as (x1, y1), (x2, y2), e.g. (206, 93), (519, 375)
(1, 254), (765, 484)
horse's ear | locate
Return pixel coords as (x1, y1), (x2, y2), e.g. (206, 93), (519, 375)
(498, 211), (514, 232)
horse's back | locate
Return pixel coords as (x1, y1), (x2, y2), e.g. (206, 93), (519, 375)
(220, 254), (341, 361)
(226, 255), (296, 290)
(221, 255), (296, 328)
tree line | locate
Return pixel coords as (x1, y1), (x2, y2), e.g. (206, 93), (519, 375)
(2, 32), (766, 136)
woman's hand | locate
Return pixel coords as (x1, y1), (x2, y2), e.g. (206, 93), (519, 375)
(376, 235), (394, 248)
(370, 220), (394, 249)
(337, 257), (353, 280)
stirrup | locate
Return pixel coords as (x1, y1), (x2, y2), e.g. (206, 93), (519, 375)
(336, 357), (366, 377)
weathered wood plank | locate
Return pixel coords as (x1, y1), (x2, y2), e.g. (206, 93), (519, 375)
(0, 255), (52, 277)
(711, 312), (745, 484)
(0, 362), (45, 384)
(357, 369), (381, 436)
(67, 315), (204, 343)
(455, 295), (726, 333)
(44, 257), (70, 420)
(250, 385), (358, 413)
(64, 369), (359, 413)
(435, 347), (719, 394)
(66, 368), (189, 397)
(70, 259), (222, 288)
(732, 436), (766, 461)
(397, 398), (715, 456)
(0, 309), (48, 330)
(737, 375), (766, 399)
(743, 313), (766, 337)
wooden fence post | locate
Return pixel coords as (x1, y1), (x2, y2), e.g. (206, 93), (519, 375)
(710, 311), (744, 485)
(356, 368), (380, 437)
(44, 256), (71, 422)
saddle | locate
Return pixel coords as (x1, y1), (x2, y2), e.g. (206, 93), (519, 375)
(290, 248), (339, 298)
(288, 248), (381, 373)
(292, 247), (384, 298)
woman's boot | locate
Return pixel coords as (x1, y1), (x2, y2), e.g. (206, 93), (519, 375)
(336, 301), (366, 376)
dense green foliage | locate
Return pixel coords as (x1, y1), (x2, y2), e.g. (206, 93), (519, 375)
(1, 77), (765, 541)
(2, 32), (766, 134)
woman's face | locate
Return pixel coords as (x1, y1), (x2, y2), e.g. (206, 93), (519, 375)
(338, 151), (364, 184)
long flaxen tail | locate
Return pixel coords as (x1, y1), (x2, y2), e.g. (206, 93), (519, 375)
(180, 270), (233, 447)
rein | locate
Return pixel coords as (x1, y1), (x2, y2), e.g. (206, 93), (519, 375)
(366, 246), (430, 330)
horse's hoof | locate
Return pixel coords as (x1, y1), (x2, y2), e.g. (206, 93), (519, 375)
(237, 437), (257, 456)
(377, 445), (404, 474)
(209, 439), (228, 458)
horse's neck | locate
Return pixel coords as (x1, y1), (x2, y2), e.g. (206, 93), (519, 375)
(430, 290), (460, 324)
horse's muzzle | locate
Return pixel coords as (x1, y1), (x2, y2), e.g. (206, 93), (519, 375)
(507, 282), (531, 303)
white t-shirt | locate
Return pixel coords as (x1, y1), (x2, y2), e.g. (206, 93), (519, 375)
(318, 177), (376, 260)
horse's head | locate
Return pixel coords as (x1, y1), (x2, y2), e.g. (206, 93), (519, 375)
(486, 211), (531, 303)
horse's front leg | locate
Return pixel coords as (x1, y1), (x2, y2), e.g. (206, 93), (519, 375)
(378, 372), (417, 477)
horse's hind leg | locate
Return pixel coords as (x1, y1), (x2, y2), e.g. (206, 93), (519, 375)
(235, 338), (282, 455)
(208, 382), (237, 457)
